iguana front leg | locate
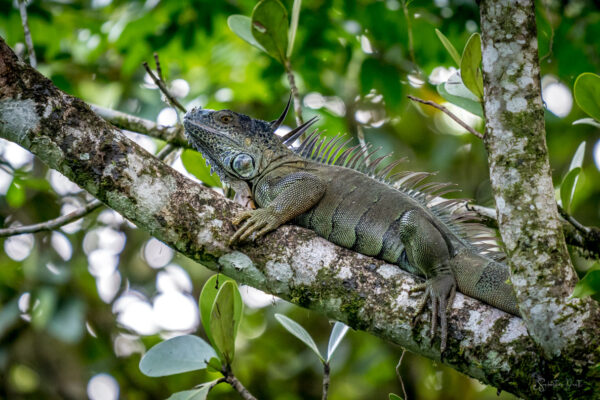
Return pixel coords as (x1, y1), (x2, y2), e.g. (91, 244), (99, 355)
(231, 172), (326, 243)
(399, 209), (457, 354)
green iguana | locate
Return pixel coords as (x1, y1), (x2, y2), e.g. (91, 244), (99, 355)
(183, 99), (520, 353)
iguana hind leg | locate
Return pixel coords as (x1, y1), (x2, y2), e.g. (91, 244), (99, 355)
(399, 209), (457, 354)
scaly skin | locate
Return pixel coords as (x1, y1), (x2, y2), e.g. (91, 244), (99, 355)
(183, 105), (520, 354)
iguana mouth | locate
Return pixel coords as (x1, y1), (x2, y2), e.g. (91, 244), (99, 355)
(183, 109), (228, 138)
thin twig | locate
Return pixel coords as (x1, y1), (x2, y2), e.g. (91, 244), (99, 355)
(558, 205), (591, 235)
(322, 361), (330, 400)
(407, 95), (484, 139)
(222, 368), (257, 400)
(0, 199), (102, 238)
(143, 60), (186, 113)
(18, 0), (37, 68)
(401, 0), (421, 78)
(395, 349), (408, 400)
(284, 59), (304, 126)
(153, 52), (164, 82)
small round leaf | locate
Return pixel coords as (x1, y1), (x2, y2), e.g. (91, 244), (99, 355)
(574, 73), (600, 122)
(139, 335), (217, 377)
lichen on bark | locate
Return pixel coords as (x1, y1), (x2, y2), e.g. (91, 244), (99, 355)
(479, 0), (600, 381)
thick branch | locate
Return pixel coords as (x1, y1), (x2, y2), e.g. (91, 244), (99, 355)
(479, 0), (600, 362)
(0, 37), (598, 398)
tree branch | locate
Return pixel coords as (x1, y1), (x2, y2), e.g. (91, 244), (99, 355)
(467, 204), (600, 259)
(143, 57), (186, 114)
(18, 0), (36, 68)
(407, 95), (483, 139)
(284, 59), (304, 126)
(0, 37), (598, 398)
(479, 0), (600, 361)
(91, 105), (188, 147)
(0, 199), (102, 237)
(222, 367), (257, 400)
(321, 362), (330, 400)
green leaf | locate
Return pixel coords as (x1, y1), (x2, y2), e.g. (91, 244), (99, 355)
(209, 281), (237, 365)
(199, 275), (243, 351)
(227, 15), (267, 53)
(573, 118), (600, 128)
(180, 149), (222, 188)
(560, 141), (585, 213)
(573, 263), (600, 298)
(199, 275), (221, 345)
(139, 335), (217, 377)
(435, 28), (461, 66)
(327, 321), (349, 361)
(460, 33), (483, 99)
(275, 313), (324, 362)
(166, 381), (218, 400)
(437, 82), (483, 118)
(574, 73), (600, 121)
(251, 0), (289, 63)
(389, 394), (403, 400)
(6, 179), (26, 208)
(560, 167), (581, 213)
(569, 141), (586, 172)
(287, 0), (302, 58)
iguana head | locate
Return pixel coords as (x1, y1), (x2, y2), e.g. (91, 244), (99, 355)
(183, 98), (316, 182)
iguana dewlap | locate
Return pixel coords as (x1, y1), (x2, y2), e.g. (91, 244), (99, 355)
(183, 100), (520, 353)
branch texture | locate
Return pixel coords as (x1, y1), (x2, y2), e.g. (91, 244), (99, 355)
(0, 37), (598, 398)
(479, 0), (600, 365)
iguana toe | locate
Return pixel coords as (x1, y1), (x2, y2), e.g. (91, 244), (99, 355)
(230, 209), (282, 243)
(409, 274), (457, 355)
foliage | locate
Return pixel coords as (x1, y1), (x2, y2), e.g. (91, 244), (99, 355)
(1, 0), (600, 399)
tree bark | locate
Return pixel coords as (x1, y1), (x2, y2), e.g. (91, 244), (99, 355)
(0, 36), (598, 397)
(479, 0), (600, 372)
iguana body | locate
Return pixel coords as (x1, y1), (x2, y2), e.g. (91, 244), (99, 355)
(183, 102), (520, 352)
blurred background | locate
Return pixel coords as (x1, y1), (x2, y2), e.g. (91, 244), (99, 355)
(1, 0), (599, 399)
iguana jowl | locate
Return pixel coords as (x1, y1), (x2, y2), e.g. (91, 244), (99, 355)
(183, 100), (520, 353)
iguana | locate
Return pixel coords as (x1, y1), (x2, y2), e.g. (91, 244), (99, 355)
(183, 99), (520, 353)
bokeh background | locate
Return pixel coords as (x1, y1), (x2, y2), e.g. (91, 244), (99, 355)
(1, 0), (599, 399)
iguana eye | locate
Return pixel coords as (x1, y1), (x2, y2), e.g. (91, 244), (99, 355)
(231, 153), (255, 178)
(220, 115), (232, 123)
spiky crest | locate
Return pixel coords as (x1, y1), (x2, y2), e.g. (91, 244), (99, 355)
(282, 129), (506, 260)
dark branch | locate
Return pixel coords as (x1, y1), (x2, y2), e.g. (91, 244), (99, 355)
(142, 58), (186, 113)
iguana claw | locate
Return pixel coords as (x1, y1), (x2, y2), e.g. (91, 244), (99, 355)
(409, 274), (457, 355)
(230, 208), (282, 243)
